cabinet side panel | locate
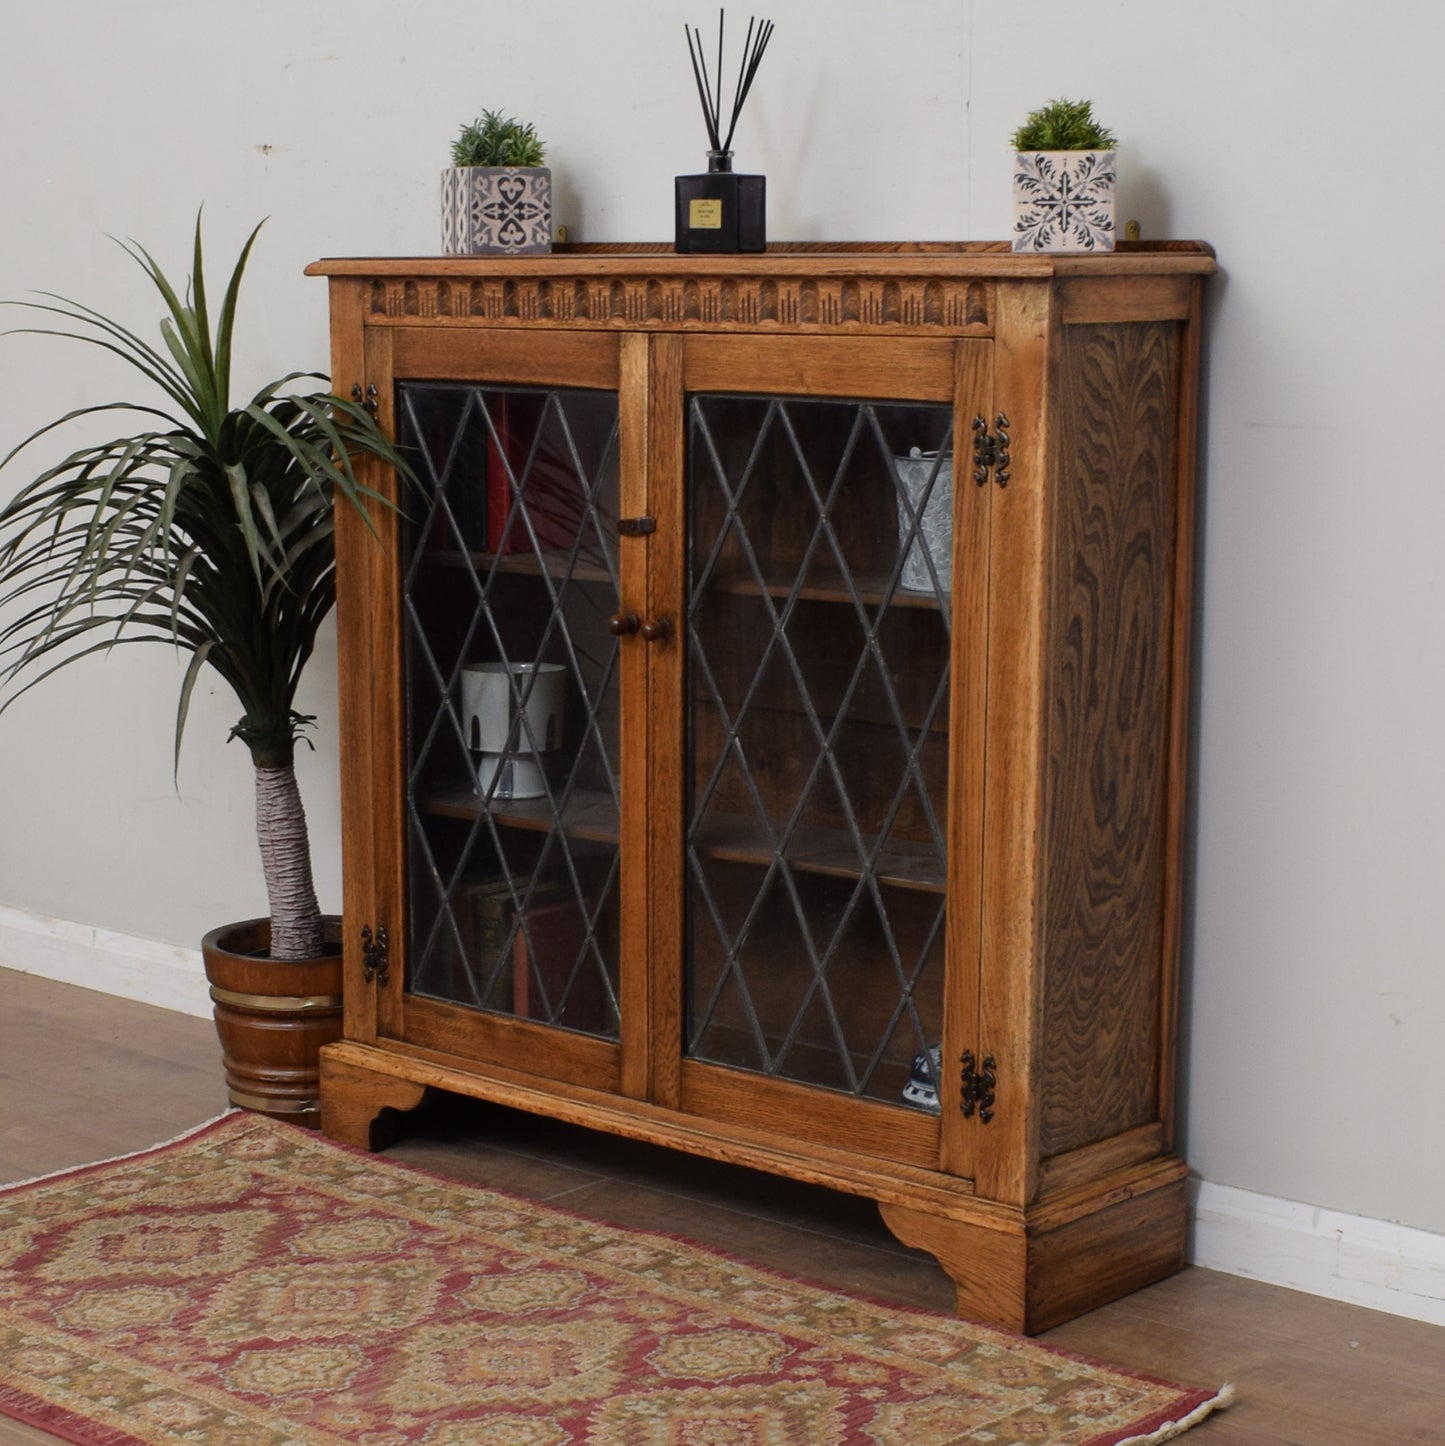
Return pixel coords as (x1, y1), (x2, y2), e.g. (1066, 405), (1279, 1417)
(1040, 321), (1180, 1159)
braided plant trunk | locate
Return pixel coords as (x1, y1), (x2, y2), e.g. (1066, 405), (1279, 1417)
(254, 760), (324, 961)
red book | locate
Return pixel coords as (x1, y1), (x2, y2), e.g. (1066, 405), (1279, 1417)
(486, 393), (589, 557)
(485, 395), (516, 552)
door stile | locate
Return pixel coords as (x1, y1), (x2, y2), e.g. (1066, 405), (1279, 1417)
(973, 282), (1053, 1207)
(331, 286), (395, 1046)
(358, 324), (408, 1044)
(616, 333), (650, 1100)
(938, 339), (994, 1181)
(625, 332), (686, 1107)
(645, 334), (687, 1112)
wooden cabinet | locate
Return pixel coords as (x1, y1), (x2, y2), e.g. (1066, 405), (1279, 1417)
(307, 242), (1214, 1333)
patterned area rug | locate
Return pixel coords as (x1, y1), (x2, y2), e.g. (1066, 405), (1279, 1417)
(0, 1112), (1231, 1445)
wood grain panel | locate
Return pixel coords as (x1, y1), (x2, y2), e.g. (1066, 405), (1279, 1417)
(401, 994), (621, 1095)
(1025, 1169), (1188, 1333)
(678, 1060), (941, 1170)
(683, 336), (956, 399)
(1057, 275), (1191, 324)
(390, 327), (618, 387)
(1039, 321), (1180, 1159)
(1037, 1122), (1168, 1196)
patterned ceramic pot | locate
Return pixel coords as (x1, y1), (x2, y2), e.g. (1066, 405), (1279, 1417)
(1012, 150), (1116, 254)
(441, 166), (553, 256)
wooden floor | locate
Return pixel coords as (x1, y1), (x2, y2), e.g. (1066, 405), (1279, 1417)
(2, 968), (1442, 1445)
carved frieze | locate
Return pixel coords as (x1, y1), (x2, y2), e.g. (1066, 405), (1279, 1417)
(366, 272), (993, 335)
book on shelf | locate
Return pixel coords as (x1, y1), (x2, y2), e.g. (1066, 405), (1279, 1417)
(512, 895), (610, 1034)
(454, 875), (561, 1007)
(485, 392), (593, 557)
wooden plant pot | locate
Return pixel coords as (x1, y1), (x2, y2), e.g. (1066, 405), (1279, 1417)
(1012, 149), (1116, 254)
(440, 166), (553, 255)
(201, 917), (344, 1127)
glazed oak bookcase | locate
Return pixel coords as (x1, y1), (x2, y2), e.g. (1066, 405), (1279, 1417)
(307, 241), (1214, 1333)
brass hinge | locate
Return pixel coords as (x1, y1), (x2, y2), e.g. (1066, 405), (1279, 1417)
(361, 924), (390, 987)
(971, 414), (1011, 487)
(350, 382), (379, 417)
(960, 1050), (997, 1123)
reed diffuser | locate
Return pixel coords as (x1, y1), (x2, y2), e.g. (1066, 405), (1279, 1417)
(675, 11), (775, 254)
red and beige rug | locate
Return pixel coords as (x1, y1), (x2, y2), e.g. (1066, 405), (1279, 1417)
(0, 1112), (1231, 1445)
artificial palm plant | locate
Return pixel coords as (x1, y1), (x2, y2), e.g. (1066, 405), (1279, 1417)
(0, 217), (409, 960)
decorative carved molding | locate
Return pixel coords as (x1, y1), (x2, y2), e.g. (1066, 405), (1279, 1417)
(366, 274), (993, 334)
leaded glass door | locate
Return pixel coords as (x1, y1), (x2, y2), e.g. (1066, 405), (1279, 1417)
(394, 374), (625, 1065)
(682, 352), (966, 1154)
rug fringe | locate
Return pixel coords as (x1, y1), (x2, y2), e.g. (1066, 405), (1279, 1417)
(0, 1110), (241, 1194)
(1115, 1384), (1236, 1444)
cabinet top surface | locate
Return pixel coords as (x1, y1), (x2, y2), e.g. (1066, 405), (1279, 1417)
(305, 241), (1216, 281)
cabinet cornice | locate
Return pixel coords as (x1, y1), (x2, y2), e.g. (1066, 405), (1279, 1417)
(306, 243), (1215, 339)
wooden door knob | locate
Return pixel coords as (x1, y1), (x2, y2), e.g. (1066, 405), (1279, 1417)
(640, 616), (673, 642)
(608, 612), (641, 636)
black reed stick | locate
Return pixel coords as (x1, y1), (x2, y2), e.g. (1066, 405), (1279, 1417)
(684, 11), (774, 156)
(685, 24), (722, 150)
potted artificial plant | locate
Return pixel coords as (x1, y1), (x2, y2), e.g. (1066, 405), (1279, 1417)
(0, 217), (411, 1123)
(441, 108), (552, 256)
(1011, 97), (1118, 254)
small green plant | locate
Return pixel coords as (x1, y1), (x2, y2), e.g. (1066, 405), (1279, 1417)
(450, 110), (547, 168)
(1011, 98), (1118, 152)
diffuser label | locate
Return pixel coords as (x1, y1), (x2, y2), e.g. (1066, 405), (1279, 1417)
(689, 199), (724, 229)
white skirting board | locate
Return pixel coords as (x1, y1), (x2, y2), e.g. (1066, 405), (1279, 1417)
(0, 902), (212, 1020)
(3, 902), (1443, 1327)
(1189, 1178), (1445, 1327)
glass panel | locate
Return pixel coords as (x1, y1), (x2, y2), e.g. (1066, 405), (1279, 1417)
(397, 382), (622, 1039)
(686, 393), (952, 1110)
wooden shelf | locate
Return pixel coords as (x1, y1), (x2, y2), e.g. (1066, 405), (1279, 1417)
(421, 785), (619, 843)
(705, 566), (946, 611)
(426, 551), (942, 611)
(693, 810), (946, 893)
(419, 787), (943, 892)
(427, 546), (615, 588)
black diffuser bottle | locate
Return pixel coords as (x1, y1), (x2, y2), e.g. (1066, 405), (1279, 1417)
(675, 13), (774, 255)
(676, 150), (766, 254)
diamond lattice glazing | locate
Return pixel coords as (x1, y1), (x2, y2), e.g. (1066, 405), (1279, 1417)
(397, 383), (623, 1039)
(685, 393), (954, 1106)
